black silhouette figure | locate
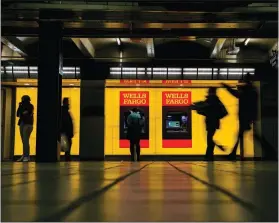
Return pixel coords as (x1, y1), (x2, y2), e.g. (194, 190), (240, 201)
(60, 98), (74, 161)
(127, 108), (144, 162)
(16, 95), (34, 162)
(191, 87), (227, 161)
(222, 73), (277, 161)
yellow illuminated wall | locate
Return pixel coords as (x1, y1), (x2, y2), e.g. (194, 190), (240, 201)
(105, 81), (257, 157)
(14, 87), (80, 156)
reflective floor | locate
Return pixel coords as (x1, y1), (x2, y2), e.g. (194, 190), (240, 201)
(1, 161), (278, 222)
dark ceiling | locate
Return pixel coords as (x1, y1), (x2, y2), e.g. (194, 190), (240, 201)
(1, 0), (278, 64)
(2, 0), (278, 37)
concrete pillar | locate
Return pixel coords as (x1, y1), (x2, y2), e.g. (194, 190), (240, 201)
(79, 79), (105, 161)
(36, 21), (63, 162)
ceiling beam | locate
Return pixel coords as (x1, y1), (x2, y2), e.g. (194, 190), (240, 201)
(1, 37), (28, 57)
(3, 26), (278, 38)
(145, 38), (155, 57)
(71, 38), (95, 58)
(210, 38), (227, 58)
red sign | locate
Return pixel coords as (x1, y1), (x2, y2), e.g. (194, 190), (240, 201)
(120, 91), (149, 106)
(162, 80), (192, 85)
(162, 91), (191, 106)
(120, 79), (150, 84)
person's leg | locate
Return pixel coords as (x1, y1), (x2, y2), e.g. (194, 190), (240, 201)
(136, 139), (140, 161)
(230, 134), (240, 156)
(228, 120), (244, 159)
(239, 131), (244, 160)
(129, 139), (135, 161)
(65, 137), (72, 161)
(17, 125), (25, 161)
(205, 129), (216, 160)
(22, 125), (33, 161)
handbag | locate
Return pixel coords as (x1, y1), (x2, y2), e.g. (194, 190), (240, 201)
(60, 134), (70, 152)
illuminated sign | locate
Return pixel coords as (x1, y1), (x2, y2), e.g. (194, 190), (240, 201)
(120, 92), (149, 106)
(162, 92), (192, 106)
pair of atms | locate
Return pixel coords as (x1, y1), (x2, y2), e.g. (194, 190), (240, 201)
(104, 80), (258, 157)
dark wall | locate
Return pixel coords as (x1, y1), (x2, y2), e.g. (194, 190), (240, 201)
(260, 68), (278, 155)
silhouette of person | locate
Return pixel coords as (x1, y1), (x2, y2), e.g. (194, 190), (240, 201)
(191, 87), (227, 161)
(127, 108), (143, 162)
(222, 73), (277, 161)
(17, 95), (34, 162)
(60, 98), (74, 161)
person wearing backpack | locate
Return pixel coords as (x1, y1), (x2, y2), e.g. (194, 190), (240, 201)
(127, 108), (143, 162)
(17, 95), (34, 162)
(191, 87), (227, 161)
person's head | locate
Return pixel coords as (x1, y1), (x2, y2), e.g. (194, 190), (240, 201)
(208, 87), (217, 96)
(62, 98), (70, 106)
(132, 108), (138, 113)
(21, 95), (31, 103)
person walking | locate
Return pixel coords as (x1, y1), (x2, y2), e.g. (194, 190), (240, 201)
(222, 73), (277, 161)
(17, 95), (34, 162)
(60, 98), (74, 161)
(191, 87), (227, 161)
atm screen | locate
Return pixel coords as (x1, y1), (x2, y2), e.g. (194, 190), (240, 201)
(166, 121), (180, 129)
(165, 111), (188, 132)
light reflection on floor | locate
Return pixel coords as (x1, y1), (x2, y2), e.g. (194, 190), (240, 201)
(1, 161), (278, 222)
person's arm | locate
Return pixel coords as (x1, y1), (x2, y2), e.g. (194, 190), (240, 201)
(192, 100), (209, 116)
(21, 104), (34, 115)
(69, 114), (74, 138)
(16, 103), (22, 117)
(127, 114), (132, 126)
(222, 83), (240, 98)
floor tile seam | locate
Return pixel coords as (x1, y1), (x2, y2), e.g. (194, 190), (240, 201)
(1, 164), (124, 189)
(34, 162), (153, 222)
(187, 163), (257, 178)
(167, 161), (267, 221)
(1, 162), (124, 176)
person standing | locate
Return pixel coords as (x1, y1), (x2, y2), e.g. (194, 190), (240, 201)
(191, 87), (227, 161)
(222, 73), (276, 161)
(60, 98), (74, 161)
(127, 108), (143, 162)
(17, 95), (34, 162)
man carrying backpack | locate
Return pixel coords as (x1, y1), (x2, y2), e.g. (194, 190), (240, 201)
(191, 87), (227, 161)
(127, 108), (143, 162)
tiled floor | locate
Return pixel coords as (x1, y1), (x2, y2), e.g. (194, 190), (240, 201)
(1, 161), (278, 222)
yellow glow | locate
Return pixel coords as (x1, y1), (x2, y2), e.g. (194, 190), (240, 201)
(105, 81), (256, 156)
(14, 86), (80, 156)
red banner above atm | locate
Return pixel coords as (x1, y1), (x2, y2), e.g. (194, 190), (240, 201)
(162, 92), (192, 106)
(162, 80), (192, 85)
(120, 80), (150, 84)
(120, 91), (149, 106)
